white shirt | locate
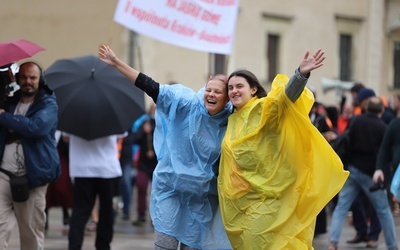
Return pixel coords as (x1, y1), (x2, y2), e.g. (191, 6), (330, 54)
(67, 134), (125, 178)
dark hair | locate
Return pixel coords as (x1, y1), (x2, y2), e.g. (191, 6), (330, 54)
(367, 97), (384, 114)
(15, 61), (53, 98)
(228, 69), (267, 98)
(16, 61), (46, 87)
(350, 82), (365, 94)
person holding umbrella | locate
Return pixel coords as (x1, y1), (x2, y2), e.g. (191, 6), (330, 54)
(99, 44), (232, 250)
(0, 61), (60, 249)
(66, 132), (126, 250)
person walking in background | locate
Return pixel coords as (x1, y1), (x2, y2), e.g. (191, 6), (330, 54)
(218, 49), (349, 249)
(328, 97), (398, 250)
(345, 87), (382, 247)
(118, 126), (136, 221)
(345, 88), (397, 247)
(309, 100), (336, 237)
(99, 44), (232, 250)
(118, 109), (155, 222)
(67, 133), (125, 250)
(0, 61), (60, 249)
(132, 104), (157, 226)
(308, 91), (337, 238)
(375, 93), (400, 215)
(45, 131), (73, 231)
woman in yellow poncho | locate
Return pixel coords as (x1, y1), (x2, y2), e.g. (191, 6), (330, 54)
(218, 49), (349, 249)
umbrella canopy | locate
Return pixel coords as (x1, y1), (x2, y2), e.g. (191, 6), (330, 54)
(45, 55), (145, 140)
(0, 39), (45, 67)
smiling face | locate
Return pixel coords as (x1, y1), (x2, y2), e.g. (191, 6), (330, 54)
(228, 76), (257, 110)
(203, 76), (229, 116)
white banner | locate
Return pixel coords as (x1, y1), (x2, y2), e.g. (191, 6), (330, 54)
(114, 0), (239, 55)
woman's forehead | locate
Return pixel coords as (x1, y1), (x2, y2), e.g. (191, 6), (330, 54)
(228, 75), (248, 85)
(207, 79), (227, 89)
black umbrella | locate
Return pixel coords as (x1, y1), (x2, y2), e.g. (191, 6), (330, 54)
(45, 55), (145, 140)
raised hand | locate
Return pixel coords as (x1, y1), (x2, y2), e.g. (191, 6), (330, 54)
(98, 44), (117, 66)
(299, 49), (325, 75)
(98, 43), (140, 83)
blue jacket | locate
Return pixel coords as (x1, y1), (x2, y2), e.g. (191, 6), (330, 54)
(0, 89), (60, 188)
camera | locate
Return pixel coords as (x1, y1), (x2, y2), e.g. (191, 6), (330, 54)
(369, 178), (385, 192)
(0, 64), (19, 108)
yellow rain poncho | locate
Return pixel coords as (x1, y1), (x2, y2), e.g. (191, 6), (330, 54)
(218, 74), (349, 249)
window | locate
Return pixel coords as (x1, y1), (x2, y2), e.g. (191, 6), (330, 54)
(214, 54), (226, 75)
(209, 54), (226, 75)
(267, 34), (280, 82)
(393, 41), (400, 89)
(339, 34), (352, 81)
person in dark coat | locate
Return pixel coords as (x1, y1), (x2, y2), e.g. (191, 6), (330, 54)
(132, 104), (157, 226)
(375, 93), (400, 214)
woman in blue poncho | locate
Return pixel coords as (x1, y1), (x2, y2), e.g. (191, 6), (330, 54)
(99, 44), (232, 250)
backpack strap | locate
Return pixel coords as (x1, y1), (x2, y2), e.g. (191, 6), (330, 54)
(0, 168), (14, 177)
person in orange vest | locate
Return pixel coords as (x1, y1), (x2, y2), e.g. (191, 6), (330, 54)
(337, 103), (353, 135)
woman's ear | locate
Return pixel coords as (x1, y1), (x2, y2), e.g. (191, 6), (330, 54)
(252, 87), (258, 96)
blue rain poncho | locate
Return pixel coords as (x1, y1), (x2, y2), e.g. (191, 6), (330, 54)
(218, 74), (349, 249)
(391, 164), (400, 200)
(150, 83), (232, 249)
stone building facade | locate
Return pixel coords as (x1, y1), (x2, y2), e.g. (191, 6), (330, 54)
(1, 0), (400, 107)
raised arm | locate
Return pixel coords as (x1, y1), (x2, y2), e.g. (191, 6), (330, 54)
(285, 49), (325, 102)
(99, 44), (139, 83)
(99, 44), (160, 102)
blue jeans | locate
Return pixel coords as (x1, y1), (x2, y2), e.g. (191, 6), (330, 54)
(120, 163), (136, 216)
(329, 165), (397, 249)
(351, 191), (381, 241)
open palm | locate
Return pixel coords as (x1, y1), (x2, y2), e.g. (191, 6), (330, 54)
(299, 49), (325, 75)
(99, 44), (117, 66)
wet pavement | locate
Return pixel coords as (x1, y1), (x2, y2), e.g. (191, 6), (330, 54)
(313, 212), (400, 250)
(8, 205), (154, 250)
(7, 205), (400, 249)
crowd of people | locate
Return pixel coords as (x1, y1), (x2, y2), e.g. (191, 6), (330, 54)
(307, 81), (400, 249)
(0, 43), (399, 250)
(98, 44), (350, 250)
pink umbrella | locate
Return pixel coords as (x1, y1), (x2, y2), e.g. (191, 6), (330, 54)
(0, 39), (45, 67)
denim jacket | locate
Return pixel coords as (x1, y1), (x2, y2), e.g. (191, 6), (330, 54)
(0, 90), (60, 188)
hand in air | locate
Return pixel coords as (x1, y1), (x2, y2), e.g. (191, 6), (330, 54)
(299, 49), (325, 75)
(98, 44), (117, 66)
